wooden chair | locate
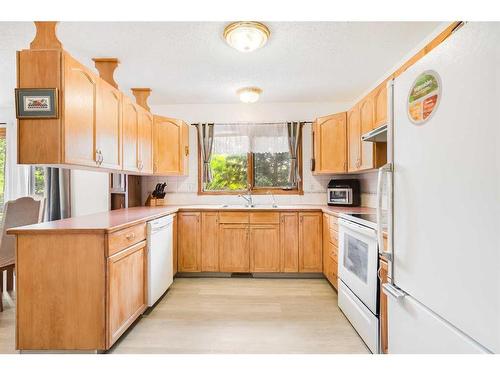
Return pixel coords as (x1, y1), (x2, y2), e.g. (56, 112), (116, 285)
(0, 197), (45, 312)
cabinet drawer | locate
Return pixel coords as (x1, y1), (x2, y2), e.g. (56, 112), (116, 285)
(328, 228), (338, 247)
(108, 223), (147, 256)
(329, 243), (338, 260)
(329, 216), (338, 231)
(219, 211), (249, 223)
(250, 212), (280, 224)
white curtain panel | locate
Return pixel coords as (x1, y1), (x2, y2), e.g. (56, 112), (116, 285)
(1, 109), (30, 201)
(212, 123), (289, 154)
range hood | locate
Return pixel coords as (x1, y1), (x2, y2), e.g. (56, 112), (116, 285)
(361, 124), (387, 142)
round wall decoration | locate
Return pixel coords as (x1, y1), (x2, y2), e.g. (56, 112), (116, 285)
(407, 70), (441, 125)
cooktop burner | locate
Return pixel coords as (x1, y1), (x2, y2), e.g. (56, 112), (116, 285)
(339, 212), (387, 230)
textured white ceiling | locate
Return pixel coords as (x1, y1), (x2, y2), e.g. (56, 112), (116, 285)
(0, 21), (440, 107)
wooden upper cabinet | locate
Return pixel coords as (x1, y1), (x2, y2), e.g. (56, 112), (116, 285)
(154, 116), (181, 175)
(63, 53), (97, 167)
(122, 96), (140, 173)
(298, 212), (322, 273)
(359, 95), (375, 171)
(219, 224), (250, 272)
(96, 79), (122, 170)
(280, 212), (299, 272)
(153, 116), (189, 176)
(178, 212), (201, 272)
(347, 104), (361, 172)
(138, 109), (153, 174)
(373, 81), (388, 128)
(250, 224), (280, 272)
(201, 212), (219, 272)
(181, 121), (190, 175)
(312, 112), (347, 174)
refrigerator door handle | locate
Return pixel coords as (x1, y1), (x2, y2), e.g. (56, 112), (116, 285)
(377, 162), (393, 261)
(382, 283), (406, 300)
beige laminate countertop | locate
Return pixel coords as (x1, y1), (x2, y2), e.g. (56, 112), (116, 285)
(7, 204), (376, 235)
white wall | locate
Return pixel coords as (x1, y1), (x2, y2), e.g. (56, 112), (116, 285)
(70, 170), (110, 216)
(142, 101), (378, 206)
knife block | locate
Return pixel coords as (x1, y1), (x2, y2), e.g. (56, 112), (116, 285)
(145, 195), (167, 207)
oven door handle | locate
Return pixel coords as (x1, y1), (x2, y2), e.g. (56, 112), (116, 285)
(338, 218), (376, 238)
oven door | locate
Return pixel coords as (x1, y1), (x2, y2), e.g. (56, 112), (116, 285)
(338, 218), (378, 314)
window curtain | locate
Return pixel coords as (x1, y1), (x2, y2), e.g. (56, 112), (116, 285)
(196, 123), (215, 186)
(2, 113), (30, 202)
(287, 122), (303, 185)
(212, 123), (289, 154)
(45, 167), (71, 221)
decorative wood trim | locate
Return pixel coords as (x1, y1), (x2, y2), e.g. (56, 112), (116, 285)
(131, 88), (152, 111)
(92, 58), (120, 89)
(30, 21), (62, 50)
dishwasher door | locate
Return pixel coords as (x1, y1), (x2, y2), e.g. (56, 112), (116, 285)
(147, 215), (174, 306)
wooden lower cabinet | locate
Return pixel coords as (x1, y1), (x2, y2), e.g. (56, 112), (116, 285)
(322, 213), (339, 289)
(379, 257), (389, 354)
(250, 224), (280, 272)
(107, 241), (147, 347)
(178, 212), (201, 272)
(280, 212), (299, 272)
(201, 212), (219, 271)
(173, 214), (178, 275)
(176, 210), (324, 274)
(298, 212), (323, 272)
(219, 224), (250, 272)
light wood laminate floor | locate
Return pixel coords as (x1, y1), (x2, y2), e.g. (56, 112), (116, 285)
(0, 277), (369, 354)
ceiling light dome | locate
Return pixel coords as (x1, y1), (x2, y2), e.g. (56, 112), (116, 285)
(237, 87), (262, 103)
(224, 21), (270, 53)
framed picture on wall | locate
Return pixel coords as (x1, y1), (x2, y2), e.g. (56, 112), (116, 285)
(15, 88), (59, 119)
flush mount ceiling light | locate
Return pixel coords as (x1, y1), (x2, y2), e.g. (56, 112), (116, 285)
(237, 87), (262, 103)
(223, 21), (270, 52)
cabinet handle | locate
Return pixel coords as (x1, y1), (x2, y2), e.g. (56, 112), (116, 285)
(185, 146), (189, 156)
(126, 232), (136, 241)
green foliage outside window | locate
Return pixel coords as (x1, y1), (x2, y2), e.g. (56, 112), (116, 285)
(204, 152), (295, 192)
(32, 166), (45, 198)
(205, 154), (248, 191)
(254, 152), (291, 188)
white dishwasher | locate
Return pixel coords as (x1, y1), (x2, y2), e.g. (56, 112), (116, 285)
(147, 214), (174, 307)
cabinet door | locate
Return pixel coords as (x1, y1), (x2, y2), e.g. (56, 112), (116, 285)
(374, 82), (388, 128)
(322, 213), (331, 275)
(154, 116), (181, 175)
(379, 258), (389, 354)
(314, 112), (347, 173)
(107, 242), (147, 347)
(280, 212), (299, 272)
(219, 224), (249, 272)
(173, 214), (178, 275)
(298, 212), (322, 273)
(180, 121), (190, 176)
(122, 97), (139, 173)
(178, 212), (201, 272)
(250, 224), (280, 272)
(359, 95), (375, 170)
(347, 104), (361, 172)
(201, 212), (219, 272)
(96, 80), (121, 170)
(139, 109), (153, 174)
(63, 54), (97, 167)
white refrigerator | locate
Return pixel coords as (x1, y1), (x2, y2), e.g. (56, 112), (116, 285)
(380, 22), (500, 354)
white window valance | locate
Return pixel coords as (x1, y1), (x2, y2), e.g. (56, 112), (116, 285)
(212, 123), (290, 154)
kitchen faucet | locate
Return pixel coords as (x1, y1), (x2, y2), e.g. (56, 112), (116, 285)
(238, 186), (254, 207)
